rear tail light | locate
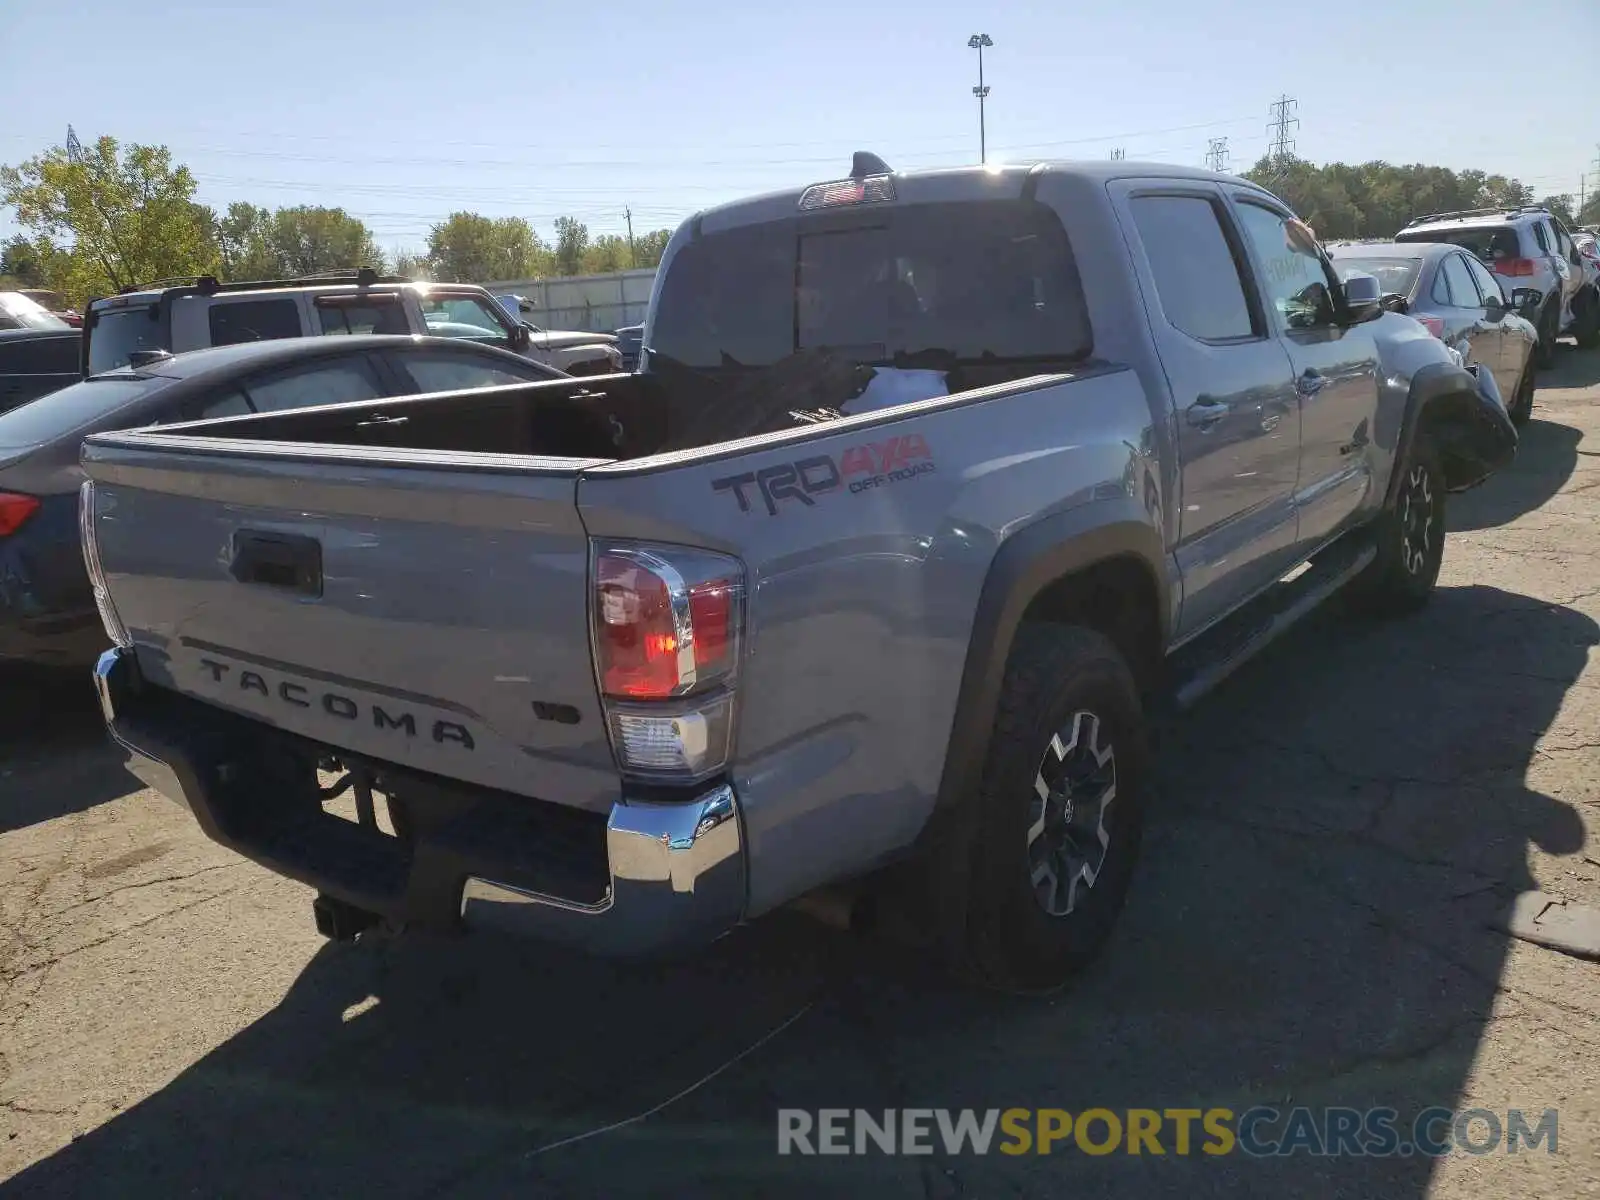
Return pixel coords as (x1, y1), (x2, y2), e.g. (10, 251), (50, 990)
(0, 492), (39, 537)
(78, 482), (131, 648)
(1492, 257), (1537, 278)
(592, 543), (744, 782)
(1414, 314), (1446, 340)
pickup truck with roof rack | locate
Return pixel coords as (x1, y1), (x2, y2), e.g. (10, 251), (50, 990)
(80, 153), (1515, 989)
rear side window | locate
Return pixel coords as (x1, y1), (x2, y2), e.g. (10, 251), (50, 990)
(209, 299), (301, 347)
(1439, 254), (1478, 307)
(1463, 255), (1506, 305)
(1129, 195), (1256, 341)
(317, 298), (410, 336)
(241, 359), (383, 414)
(87, 305), (170, 374)
(651, 200), (1092, 369)
(393, 350), (558, 393)
(1531, 222), (1550, 253)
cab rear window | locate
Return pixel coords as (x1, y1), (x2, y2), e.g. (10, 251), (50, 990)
(651, 199), (1092, 370)
(86, 305), (171, 374)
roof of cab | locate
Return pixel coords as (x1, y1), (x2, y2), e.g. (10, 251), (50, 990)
(687, 157), (1272, 235)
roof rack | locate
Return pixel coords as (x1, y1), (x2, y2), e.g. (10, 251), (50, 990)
(1404, 204), (1553, 228)
(115, 266), (407, 298)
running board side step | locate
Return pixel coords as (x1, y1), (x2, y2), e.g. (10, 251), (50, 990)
(1168, 539), (1377, 711)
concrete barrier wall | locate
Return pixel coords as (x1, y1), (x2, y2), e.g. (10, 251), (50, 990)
(481, 268), (657, 332)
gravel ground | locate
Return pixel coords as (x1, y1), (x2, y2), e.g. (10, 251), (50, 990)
(2, 349), (1599, 1198)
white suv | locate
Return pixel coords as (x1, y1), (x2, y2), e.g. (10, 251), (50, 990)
(1396, 206), (1600, 362)
(82, 271), (622, 378)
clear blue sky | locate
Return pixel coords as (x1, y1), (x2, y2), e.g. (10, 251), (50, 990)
(2, 0), (1595, 253)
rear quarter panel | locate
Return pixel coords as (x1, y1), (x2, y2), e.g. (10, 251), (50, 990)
(579, 370), (1161, 913)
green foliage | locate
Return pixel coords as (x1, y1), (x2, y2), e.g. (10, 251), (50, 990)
(218, 203), (385, 279)
(0, 135), (217, 301)
(553, 216), (589, 276)
(425, 212), (550, 282)
(1243, 156), (1544, 240)
(1539, 195), (1576, 227)
(632, 228), (672, 270)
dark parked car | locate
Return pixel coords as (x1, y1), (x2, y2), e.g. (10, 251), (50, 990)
(0, 329), (82, 413)
(1328, 240), (1541, 425)
(0, 334), (566, 669)
(0, 292), (72, 333)
(18, 289), (82, 327)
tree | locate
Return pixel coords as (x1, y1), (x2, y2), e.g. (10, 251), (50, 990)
(1581, 193), (1600, 228)
(1243, 157), (1541, 241)
(1538, 195), (1576, 226)
(0, 135), (217, 300)
(581, 233), (632, 274)
(216, 202), (275, 279)
(426, 212), (548, 282)
(632, 228), (672, 269)
(218, 203), (384, 279)
(391, 247), (428, 279)
(553, 216), (589, 276)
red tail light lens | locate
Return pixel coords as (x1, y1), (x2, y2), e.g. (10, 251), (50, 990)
(1414, 315), (1446, 340)
(0, 492), (39, 537)
(1492, 257), (1536, 278)
(593, 546), (743, 700)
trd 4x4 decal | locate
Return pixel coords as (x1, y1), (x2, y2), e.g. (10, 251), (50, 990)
(711, 434), (935, 516)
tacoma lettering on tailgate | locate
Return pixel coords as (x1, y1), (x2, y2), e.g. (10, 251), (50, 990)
(197, 657), (476, 749)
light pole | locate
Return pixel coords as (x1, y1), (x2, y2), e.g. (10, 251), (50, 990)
(968, 33), (992, 165)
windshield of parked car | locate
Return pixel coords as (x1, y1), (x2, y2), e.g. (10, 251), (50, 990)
(0, 375), (168, 451)
(87, 304), (172, 373)
(649, 199), (1093, 370)
(1330, 256), (1423, 297)
(0, 292), (72, 332)
(1396, 225), (1521, 265)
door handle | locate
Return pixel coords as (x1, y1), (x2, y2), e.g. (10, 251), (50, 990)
(230, 530), (323, 597)
(1186, 399), (1227, 429)
(1296, 369), (1327, 397)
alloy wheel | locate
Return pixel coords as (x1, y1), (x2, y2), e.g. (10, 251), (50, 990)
(1398, 463), (1436, 576)
(1026, 710), (1117, 917)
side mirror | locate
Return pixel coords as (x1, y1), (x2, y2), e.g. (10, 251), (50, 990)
(1511, 286), (1543, 316)
(509, 324), (530, 351)
(1339, 271), (1383, 324)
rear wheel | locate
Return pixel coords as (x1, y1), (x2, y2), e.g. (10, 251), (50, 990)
(963, 625), (1150, 993)
(1574, 292), (1600, 350)
(1534, 301), (1560, 368)
(1507, 358), (1536, 425)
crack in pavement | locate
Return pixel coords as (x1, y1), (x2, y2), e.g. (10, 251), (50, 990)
(36, 862), (246, 921)
(2, 883), (252, 989)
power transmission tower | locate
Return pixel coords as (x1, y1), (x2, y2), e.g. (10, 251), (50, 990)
(65, 125), (84, 163)
(1205, 137), (1230, 173)
(1266, 95), (1299, 167)
(1109, 147), (1125, 161)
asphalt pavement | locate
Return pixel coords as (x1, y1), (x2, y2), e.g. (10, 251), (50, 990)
(2, 349), (1599, 1198)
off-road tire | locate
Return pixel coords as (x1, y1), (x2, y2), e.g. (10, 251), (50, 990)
(963, 624), (1150, 994)
(1348, 436), (1445, 616)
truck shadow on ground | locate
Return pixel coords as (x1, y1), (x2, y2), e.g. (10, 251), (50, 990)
(7, 585), (1594, 1199)
(1447, 417), (1580, 531)
(0, 665), (139, 834)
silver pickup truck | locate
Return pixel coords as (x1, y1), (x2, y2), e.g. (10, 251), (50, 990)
(80, 156), (1515, 990)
